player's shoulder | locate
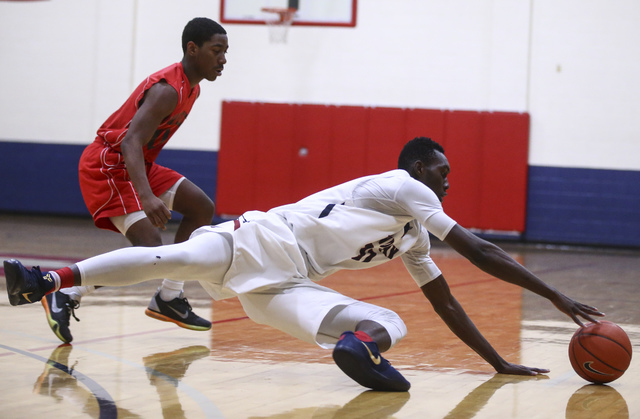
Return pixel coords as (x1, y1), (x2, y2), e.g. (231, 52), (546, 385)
(147, 63), (185, 90)
(368, 169), (421, 195)
(149, 62), (183, 78)
(359, 169), (410, 188)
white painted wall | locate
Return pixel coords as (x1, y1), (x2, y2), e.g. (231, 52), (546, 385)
(1, 0), (638, 170)
(528, 0), (640, 170)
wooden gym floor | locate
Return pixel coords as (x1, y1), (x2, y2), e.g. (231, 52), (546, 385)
(0, 213), (638, 418)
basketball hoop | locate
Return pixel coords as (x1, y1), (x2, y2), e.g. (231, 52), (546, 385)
(261, 7), (297, 44)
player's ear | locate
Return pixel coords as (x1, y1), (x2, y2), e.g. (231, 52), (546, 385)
(186, 41), (198, 56)
(407, 160), (423, 180)
(414, 160), (424, 175)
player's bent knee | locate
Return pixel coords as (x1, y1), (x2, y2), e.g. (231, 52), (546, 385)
(370, 307), (407, 349)
(322, 302), (407, 349)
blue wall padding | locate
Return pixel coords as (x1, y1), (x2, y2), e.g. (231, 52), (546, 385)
(526, 165), (640, 247)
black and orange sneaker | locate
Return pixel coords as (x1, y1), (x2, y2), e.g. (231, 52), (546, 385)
(42, 292), (80, 343)
(145, 289), (211, 331)
(332, 331), (411, 392)
(3, 259), (54, 306)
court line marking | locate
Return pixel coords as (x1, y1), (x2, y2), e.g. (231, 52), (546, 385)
(0, 343), (118, 419)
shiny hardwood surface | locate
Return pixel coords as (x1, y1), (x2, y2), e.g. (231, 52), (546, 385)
(1, 214), (638, 418)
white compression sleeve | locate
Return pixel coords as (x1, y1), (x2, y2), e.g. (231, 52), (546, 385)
(76, 232), (233, 287)
(316, 301), (407, 349)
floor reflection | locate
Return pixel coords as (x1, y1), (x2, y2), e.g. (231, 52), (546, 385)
(566, 384), (629, 419)
(33, 344), (136, 418)
(443, 374), (549, 419)
(142, 345), (211, 419)
(247, 390), (411, 419)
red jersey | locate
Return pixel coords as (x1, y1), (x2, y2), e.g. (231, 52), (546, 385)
(95, 62), (200, 163)
(78, 62), (200, 232)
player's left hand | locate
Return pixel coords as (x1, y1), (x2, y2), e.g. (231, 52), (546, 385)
(550, 293), (605, 327)
(496, 362), (550, 376)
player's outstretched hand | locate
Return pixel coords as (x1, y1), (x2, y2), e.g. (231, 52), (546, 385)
(550, 293), (605, 327)
(496, 362), (550, 376)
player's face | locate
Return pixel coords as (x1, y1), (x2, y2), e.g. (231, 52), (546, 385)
(194, 34), (229, 82)
(418, 151), (450, 202)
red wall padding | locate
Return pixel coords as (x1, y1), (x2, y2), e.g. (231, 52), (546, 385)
(217, 101), (529, 232)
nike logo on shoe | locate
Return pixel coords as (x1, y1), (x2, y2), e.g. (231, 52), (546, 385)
(22, 292), (33, 303)
(361, 342), (381, 365)
(51, 294), (63, 313)
(168, 305), (190, 319)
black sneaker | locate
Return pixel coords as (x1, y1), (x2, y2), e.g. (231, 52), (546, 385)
(145, 290), (212, 331)
(332, 331), (411, 392)
(3, 259), (54, 306)
(42, 292), (80, 343)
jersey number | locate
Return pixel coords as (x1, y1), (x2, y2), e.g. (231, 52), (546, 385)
(352, 235), (399, 263)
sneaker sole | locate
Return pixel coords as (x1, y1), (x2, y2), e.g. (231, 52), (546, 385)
(41, 298), (72, 343)
(7, 294), (21, 306)
(144, 308), (211, 331)
(333, 346), (410, 392)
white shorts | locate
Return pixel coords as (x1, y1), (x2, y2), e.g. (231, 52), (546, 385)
(195, 211), (309, 299)
(193, 211), (407, 348)
(110, 177), (186, 235)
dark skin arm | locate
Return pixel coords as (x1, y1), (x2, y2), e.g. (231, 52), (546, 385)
(421, 224), (604, 375)
(119, 82), (178, 230)
(444, 224), (603, 325)
(422, 275), (549, 375)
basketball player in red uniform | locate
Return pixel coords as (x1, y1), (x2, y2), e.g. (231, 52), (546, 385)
(38, 17), (229, 343)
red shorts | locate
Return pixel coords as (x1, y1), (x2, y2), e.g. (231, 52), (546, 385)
(78, 141), (183, 232)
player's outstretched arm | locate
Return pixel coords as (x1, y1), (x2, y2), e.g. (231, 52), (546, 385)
(442, 224), (604, 327)
(421, 276), (549, 375)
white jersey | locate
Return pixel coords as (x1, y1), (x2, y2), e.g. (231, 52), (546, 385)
(197, 169), (456, 300)
(269, 169), (456, 286)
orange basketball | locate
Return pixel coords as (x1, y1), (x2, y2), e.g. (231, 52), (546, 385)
(568, 321), (632, 384)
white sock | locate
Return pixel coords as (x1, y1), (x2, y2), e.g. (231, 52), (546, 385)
(159, 279), (184, 301)
(60, 285), (95, 302)
(47, 271), (61, 292)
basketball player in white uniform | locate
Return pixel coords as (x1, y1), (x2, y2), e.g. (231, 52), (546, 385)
(4, 137), (604, 392)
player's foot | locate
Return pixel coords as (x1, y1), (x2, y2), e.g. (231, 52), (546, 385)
(145, 289), (211, 331)
(3, 259), (55, 306)
(143, 345), (210, 383)
(42, 292), (80, 343)
(332, 331), (411, 392)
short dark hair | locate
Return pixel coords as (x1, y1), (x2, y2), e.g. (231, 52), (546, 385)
(397, 137), (445, 171)
(182, 17), (226, 54)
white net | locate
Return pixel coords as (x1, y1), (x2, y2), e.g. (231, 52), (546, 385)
(262, 8), (296, 44)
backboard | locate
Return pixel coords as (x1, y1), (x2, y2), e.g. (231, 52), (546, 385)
(220, 0), (357, 27)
